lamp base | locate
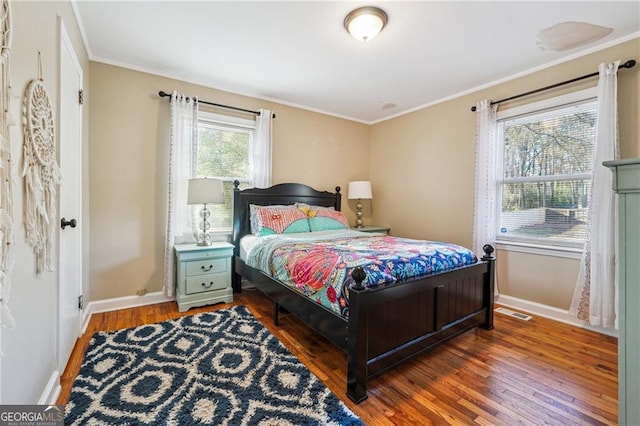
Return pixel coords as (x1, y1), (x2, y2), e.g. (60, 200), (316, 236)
(354, 199), (364, 228)
(195, 231), (212, 246)
(196, 204), (212, 246)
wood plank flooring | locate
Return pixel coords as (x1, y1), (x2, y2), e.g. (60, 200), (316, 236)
(58, 288), (618, 425)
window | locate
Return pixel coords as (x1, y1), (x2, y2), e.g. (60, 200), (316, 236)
(189, 112), (256, 231)
(496, 89), (597, 249)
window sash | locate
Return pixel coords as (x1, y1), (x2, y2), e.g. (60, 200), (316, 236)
(186, 112), (256, 233)
(495, 90), (597, 249)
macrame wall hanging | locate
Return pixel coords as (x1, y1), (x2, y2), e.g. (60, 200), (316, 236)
(23, 51), (60, 274)
(0, 0), (15, 330)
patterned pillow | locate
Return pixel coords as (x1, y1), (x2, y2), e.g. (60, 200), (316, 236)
(249, 204), (297, 235)
(296, 203), (335, 216)
(307, 208), (349, 231)
(255, 206), (310, 236)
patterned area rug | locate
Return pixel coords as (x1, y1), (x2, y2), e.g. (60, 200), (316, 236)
(65, 305), (362, 425)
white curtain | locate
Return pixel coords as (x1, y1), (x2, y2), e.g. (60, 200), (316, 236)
(252, 109), (273, 187)
(472, 100), (499, 274)
(570, 61), (620, 328)
(163, 91), (198, 297)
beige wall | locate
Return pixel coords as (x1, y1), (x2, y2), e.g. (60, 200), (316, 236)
(2, 1), (90, 403)
(90, 39), (639, 308)
(89, 63), (370, 300)
(370, 38), (640, 310)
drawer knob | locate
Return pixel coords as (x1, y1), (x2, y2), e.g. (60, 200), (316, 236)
(202, 281), (214, 288)
(201, 265), (213, 272)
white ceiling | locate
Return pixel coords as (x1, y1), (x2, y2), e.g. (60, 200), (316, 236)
(73, 1), (640, 123)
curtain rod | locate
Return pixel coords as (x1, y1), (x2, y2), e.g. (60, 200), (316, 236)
(158, 90), (276, 118)
(470, 59), (636, 112)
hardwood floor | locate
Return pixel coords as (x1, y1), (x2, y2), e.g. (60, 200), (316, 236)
(58, 288), (618, 425)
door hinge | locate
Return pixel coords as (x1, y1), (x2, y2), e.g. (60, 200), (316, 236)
(78, 294), (84, 310)
(78, 89), (84, 105)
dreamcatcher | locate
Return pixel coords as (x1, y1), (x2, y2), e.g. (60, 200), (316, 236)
(23, 52), (60, 274)
(0, 0), (14, 330)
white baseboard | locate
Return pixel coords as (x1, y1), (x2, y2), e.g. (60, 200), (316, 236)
(38, 370), (61, 405)
(81, 304), (93, 335)
(81, 291), (175, 334)
(496, 294), (618, 338)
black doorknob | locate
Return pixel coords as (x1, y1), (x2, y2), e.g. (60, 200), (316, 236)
(61, 218), (77, 230)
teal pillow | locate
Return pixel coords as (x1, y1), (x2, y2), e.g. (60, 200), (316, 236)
(308, 209), (349, 231)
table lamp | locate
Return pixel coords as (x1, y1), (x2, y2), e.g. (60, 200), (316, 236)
(348, 181), (372, 228)
(187, 177), (224, 246)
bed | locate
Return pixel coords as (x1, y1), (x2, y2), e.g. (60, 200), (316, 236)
(231, 181), (495, 403)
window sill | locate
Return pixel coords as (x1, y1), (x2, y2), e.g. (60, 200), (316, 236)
(209, 229), (232, 243)
(210, 228), (232, 235)
(495, 241), (583, 260)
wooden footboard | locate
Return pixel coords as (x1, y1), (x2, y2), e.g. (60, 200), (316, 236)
(346, 245), (495, 402)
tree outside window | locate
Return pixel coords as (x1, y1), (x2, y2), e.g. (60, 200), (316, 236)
(497, 99), (596, 247)
(192, 112), (256, 230)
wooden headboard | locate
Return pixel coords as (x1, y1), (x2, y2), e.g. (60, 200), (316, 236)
(231, 181), (342, 256)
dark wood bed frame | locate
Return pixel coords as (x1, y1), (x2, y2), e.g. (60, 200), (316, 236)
(231, 181), (495, 403)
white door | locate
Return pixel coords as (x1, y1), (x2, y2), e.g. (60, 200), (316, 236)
(58, 19), (83, 373)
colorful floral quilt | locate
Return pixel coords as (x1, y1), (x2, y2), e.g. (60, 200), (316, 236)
(245, 230), (478, 319)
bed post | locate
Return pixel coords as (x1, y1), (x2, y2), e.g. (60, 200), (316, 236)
(481, 244), (495, 330)
(346, 266), (368, 403)
(232, 180), (242, 293)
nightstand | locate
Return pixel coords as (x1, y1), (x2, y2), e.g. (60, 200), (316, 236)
(174, 242), (234, 312)
(351, 225), (390, 234)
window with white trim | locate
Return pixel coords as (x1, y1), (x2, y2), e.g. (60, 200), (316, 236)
(187, 112), (256, 232)
(496, 89), (597, 249)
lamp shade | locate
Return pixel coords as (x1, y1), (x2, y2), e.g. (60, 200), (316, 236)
(348, 181), (372, 200)
(187, 178), (224, 204)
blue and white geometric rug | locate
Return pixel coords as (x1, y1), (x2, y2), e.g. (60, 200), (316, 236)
(65, 305), (362, 425)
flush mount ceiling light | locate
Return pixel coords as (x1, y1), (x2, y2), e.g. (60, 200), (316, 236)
(344, 6), (388, 42)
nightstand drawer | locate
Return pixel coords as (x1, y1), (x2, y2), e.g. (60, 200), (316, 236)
(174, 242), (234, 312)
(186, 258), (227, 277)
(186, 273), (228, 294)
